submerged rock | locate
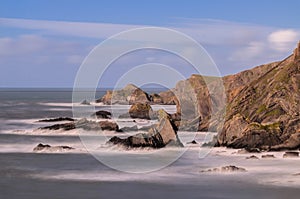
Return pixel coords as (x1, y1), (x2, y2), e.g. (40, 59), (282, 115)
(261, 154), (276, 159)
(107, 109), (183, 149)
(92, 110), (112, 119)
(33, 143), (74, 152)
(283, 152), (299, 158)
(80, 99), (91, 105)
(38, 117), (75, 122)
(201, 165), (247, 173)
(246, 155), (259, 160)
(40, 118), (120, 131)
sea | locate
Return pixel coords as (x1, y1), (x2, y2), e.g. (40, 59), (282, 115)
(0, 88), (300, 199)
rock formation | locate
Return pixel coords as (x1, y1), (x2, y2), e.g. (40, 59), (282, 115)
(217, 42), (300, 150)
(107, 109), (183, 149)
(128, 103), (153, 120)
(98, 84), (150, 105)
(40, 118), (120, 132)
(33, 143), (74, 152)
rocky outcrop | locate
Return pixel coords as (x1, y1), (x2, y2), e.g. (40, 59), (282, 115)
(107, 109), (183, 149)
(217, 42), (300, 150)
(97, 84), (178, 105)
(97, 84), (150, 105)
(33, 143), (74, 152)
(40, 118), (120, 131)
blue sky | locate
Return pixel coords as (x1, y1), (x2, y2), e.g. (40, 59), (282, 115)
(0, 0), (299, 88)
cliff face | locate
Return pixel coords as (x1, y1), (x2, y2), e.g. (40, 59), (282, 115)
(173, 42), (300, 150)
(218, 42), (300, 150)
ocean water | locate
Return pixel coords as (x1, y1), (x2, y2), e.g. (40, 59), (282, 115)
(1, 89), (300, 199)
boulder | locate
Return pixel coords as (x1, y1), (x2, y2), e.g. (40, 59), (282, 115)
(92, 110), (112, 119)
(107, 109), (183, 149)
(128, 103), (153, 120)
(283, 152), (299, 158)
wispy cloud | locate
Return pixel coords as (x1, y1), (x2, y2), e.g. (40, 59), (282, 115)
(0, 17), (139, 38)
(0, 17), (299, 87)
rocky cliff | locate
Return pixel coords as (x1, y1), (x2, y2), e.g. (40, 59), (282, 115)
(219, 42), (300, 150)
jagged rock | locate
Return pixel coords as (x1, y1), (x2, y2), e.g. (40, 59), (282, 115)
(217, 43), (300, 150)
(261, 154), (275, 159)
(246, 155), (259, 160)
(128, 103), (153, 120)
(97, 84), (150, 105)
(270, 132), (300, 151)
(201, 165), (247, 173)
(33, 143), (74, 152)
(158, 90), (177, 105)
(106, 109), (183, 149)
(92, 110), (112, 119)
(283, 152), (299, 158)
(38, 117), (75, 122)
(40, 118), (120, 131)
(80, 99), (91, 105)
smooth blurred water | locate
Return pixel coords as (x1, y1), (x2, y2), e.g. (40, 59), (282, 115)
(1, 89), (300, 199)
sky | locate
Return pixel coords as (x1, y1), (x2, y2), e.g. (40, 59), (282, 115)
(0, 0), (299, 88)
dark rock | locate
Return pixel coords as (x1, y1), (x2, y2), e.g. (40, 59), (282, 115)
(40, 118), (120, 132)
(106, 109), (183, 149)
(119, 125), (139, 132)
(80, 99), (91, 105)
(38, 117), (75, 122)
(261, 154), (275, 159)
(246, 155), (259, 160)
(33, 143), (74, 152)
(187, 140), (198, 144)
(270, 132), (300, 151)
(92, 110), (112, 119)
(201, 165), (247, 173)
(98, 121), (120, 131)
(40, 122), (76, 131)
(283, 152), (299, 158)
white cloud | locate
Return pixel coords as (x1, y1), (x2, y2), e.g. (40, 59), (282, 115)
(268, 29), (299, 52)
(229, 41), (265, 61)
